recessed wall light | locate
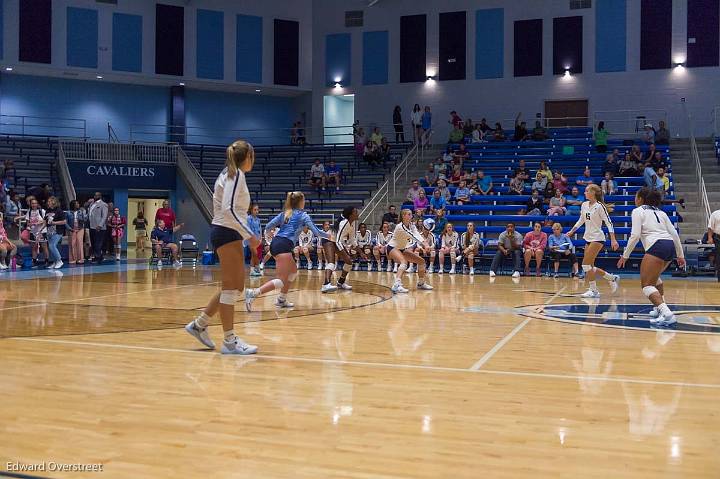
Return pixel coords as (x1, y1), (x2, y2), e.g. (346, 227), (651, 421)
(96, 75), (103, 79)
(255, 89), (261, 92)
(5, 67), (13, 72)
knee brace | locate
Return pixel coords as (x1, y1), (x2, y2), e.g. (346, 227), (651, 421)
(656, 278), (663, 286)
(397, 263), (408, 274)
(582, 264), (593, 273)
(271, 278), (284, 290)
(288, 272), (297, 282)
(219, 289), (238, 305)
(342, 263), (352, 273)
(325, 262), (336, 271)
(642, 286), (659, 298)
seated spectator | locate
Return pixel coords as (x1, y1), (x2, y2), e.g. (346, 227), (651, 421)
(379, 137), (391, 166)
(442, 149), (454, 163)
(476, 170), (493, 195)
(370, 127), (384, 146)
(552, 172), (569, 194)
(308, 159), (327, 191)
(414, 189), (430, 212)
(463, 118), (474, 136)
(575, 167), (595, 187)
(650, 151), (667, 170)
(542, 182), (556, 203)
(548, 223), (580, 278)
(513, 113), (529, 141)
(644, 162), (664, 193)
(493, 122), (506, 141)
(532, 171), (548, 192)
(489, 223), (523, 278)
(325, 160), (343, 191)
(655, 120), (670, 145)
(438, 222), (460, 274)
(453, 143), (469, 166)
(436, 179), (452, 201)
(594, 121), (609, 153)
(564, 186), (585, 215)
(643, 124), (655, 144)
(630, 144), (644, 165)
(619, 153), (642, 177)
(448, 124), (464, 144)
(429, 189), (448, 214)
(151, 219), (183, 268)
(525, 190), (545, 215)
(514, 159), (530, 182)
(601, 172), (617, 195)
(537, 161), (553, 183)
(381, 205), (399, 228)
(478, 118), (492, 134)
(508, 174), (525, 195)
(523, 222), (547, 276)
(466, 171), (478, 191)
(602, 154), (619, 176)
(425, 163), (440, 186)
(454, 180), (471, 205)
(4, 191), (20, 226)
(646, 143), (657, 161)
(471, 124), (484, 144)
(547, 188), (567, 216)
(448, 164), (464, 186)
(657, 167), (670, 193)
(460, 222), (481, 275)
(363, 140), (381, 168)
(0, 211), (17, 269)
(531, 121), (548, 141)
(406, 179), (423, 204)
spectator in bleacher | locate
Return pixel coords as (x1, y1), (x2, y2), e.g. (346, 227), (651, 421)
(393, 106), (405, 143)
(532, 121), (548, 141)
(379, 137), (392, 166)
(643, 162), (663, 192)
(548, 223), (580, 278)
(429, 189), (447, 214)
(478, 118), (491, 134)
(646, 143), (657, 161)
(425, 162), (439, 186)
(575, 167), (595, 187)
(421, 106), (432, 145)
(547, 188), (567, 216)
(406, 179), (423, 204)
(411, 104), (422, 144)
(601, 172), (618, 195)
(381, 205), (399, 228)
(453, 143), (470, 166)
(513, 113), (529, 141)
(514, 159), (530, 182)
(449, 111), (463, 129)
(308, 159), (327, 191)
(354, 127), (367, 157)
(532, 171), (548, 192)
(537, 161), (553, 183)
(151, 219), (183, 268)
(448, 123), (464, 144)
(414, 189), (429, 214)
(508, 174), (525, 196)
(493, 122), (506, 141)
(565, 186), (585, 216)
(523, 222), (547, 277)
(525, 189), (545, 216)
(655, 120), (670, 145)
(28, 183), (52, 208)
(463, 120), (473, 138)
(325, 159), (342, 191)
(436, 179), (452, 201)
(460, 222), (481, 275)
(552, 172), (569, 194)
(542, 182), (556, 204)
(650, 151), (667, 171)
(489, 223), (523, 278)
(657, 167), (670, 193)
(438, 222), (460, 274)
(619, 152), (642, 177)
(45, 196), (67, 269)
(296, 122), (307, 145)
(88, 192), (108, 264)
(0, 211), (17, 270)
(594, 121), (609, 153)
(630, 144), (644, 165)
(371, 127), (384, 146)
(643, 124), (655, 144)
(454, 180), (471, 205)
(67, 200), (87, 265)
(602, 153), (619, 176)
(471, 124), (484, 144)
(476, 170), (493, 195)
(363, 140), (381, 169)
(155, 200), (176, 229)
(448, 163), (464, 186)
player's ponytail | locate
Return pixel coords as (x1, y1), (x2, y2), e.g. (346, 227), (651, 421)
(225, 140), (254, 179)
(283, 191), (305, 223)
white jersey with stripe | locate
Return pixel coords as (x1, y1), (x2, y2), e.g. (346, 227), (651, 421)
(375, 231), (393, 246)
(460, 232), (481, 249)
(572, 201), (614, 242)
(335, 219), (357, 252)
(211, 168), (253, 238)
(622, 206), (683, 259)
(356, 230), (372, 247)
(388, 222), (425, 249)
(421, 232), (436, 248)
(441, 231), (459, 249)
(298, 230), (314, 247)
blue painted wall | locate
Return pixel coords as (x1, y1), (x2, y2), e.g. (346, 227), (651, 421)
(67, 7), (98, 68)
(196, 9), (224, 80)
(325, 33), (351, 86)
(596, 0), (627, 72)
(112, 13), (142, 73)
(185, 88), (295, 145)
(236, 14), (263, 83)
(476, 9), (504, 79)
(0, 0), (4, 60)
(362, 31), (388, 85)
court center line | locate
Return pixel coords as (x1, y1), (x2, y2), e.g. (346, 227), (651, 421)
(544, 286), (567, 305)
(9, 336), (720, 389)
(469, 318), (531, 371)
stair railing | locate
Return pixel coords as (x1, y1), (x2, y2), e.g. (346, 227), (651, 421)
(682, 101), (712, 231)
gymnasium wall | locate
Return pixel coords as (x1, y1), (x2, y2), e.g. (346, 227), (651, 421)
(311, 0), (720, 139)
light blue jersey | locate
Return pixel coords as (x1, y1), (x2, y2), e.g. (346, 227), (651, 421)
(244, 215), (262, 247)
(265, 210), (330, 244)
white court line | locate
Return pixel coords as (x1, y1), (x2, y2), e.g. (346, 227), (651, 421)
(10, 336), (719, 389)
(469, 318), (531, 371)
(0, 302), (48, 312)
(544, 286), (567, 305)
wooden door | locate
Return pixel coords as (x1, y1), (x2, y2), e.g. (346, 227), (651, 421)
(544, 100), (588, 127)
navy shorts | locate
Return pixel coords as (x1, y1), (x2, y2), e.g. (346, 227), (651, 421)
(210, 225), (243, 250)
(646, 239), (676, 262)
(270, 236), (294, 257)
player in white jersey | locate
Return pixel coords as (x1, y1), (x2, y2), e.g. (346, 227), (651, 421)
(260, 226), (278, 271)
(373, 222), (393, 272)
(416, 218), (437, 273)
(294, 225), (315, 270)
(321, 206), (358, 293)
(617, 187), (685, 325)
(185, 140), (260, 355)
(567, 184), (620, 298)
(386, 208), (434, 293)
(438, 222), (461, 274)
(460, 222), (481, 275)
(315, 221), (332, 270)
(353, 223), (373, 271)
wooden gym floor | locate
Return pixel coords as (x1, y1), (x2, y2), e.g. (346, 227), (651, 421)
(0, 265), (719, 478)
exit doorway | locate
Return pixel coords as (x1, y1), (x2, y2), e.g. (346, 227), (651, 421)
(544, 100), (589, 127)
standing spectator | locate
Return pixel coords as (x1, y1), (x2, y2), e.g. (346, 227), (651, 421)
(296, 122), (306, 145)
(476, 170), (493, 195)
(513, 113), (529, 141)
(109, 207), (127, 261)
(602, 153), (619, 176)
(4, 191), (21, 236)
(552, 172), (569, 195)
(67, 199), (87, 264)
(0, 211), (17, 270)
(655, 120), (670, 145)
(564, 187), (585, 216)
(354, 127), (367, 157)
(290, 121), (298, 145)
(601, 172), (618, 195)
(449, 111), (463, 128)
(325, 160), (343, 191)
(406, 179), (423, 204)
(508, 174), (525, 195)
(88, 191), (109, 264)
(421, 106), (432, 145)
(489, 223), (523, 278)
(525, 190), (545, 215)
(392, 106), (405, 143)
(576, 167), (595, 187)
(155, 200), (176, 229)
(104, 201), (115, 257)
(28, 183), (52, 208)
(523, 222), (547, 276)
(707, 208), (720, 281)
(24, 198), (49, 267)
(381, 205), (399, 228)
(643, 124), (655, 144)
(45, 196), (67, 269)
(133, 211), (148, 253)
(411, 104), (422, 144)
(370, 127), (384, 146)
(308, 159), (327, 191)
(454, 180), (471, 205)
(594, 121), (609, 153)
(548, 223), (580, 278)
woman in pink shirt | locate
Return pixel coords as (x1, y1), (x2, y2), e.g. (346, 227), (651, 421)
(523, 222), (548, 277)
(413, 189), (429, 215)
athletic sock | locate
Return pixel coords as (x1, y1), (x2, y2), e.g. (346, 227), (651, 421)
(278, 293), (287, 302)
(603, 272), (615, 280)
(589, 281), (598, 291)
(223, 330), (236, 342)
(658, 303), (672, 317)
(195, 311), (210, 328)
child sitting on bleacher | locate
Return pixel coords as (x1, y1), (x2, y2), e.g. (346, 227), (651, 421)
(508, 174), (525, 196)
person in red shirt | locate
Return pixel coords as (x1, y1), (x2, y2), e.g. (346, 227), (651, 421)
(449, 111), (463, 129)
(155, 200), (176, 229)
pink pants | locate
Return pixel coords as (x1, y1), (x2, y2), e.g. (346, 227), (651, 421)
(69, 229), (85, 263)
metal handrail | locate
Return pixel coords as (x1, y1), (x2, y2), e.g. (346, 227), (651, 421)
(0, 114), (87, 138)
(56, 142), (77, 206)
(682, 102), (712, 231)
(177, 147), (213, 221)
(60, 139), (179, 164)
(359, 179), (390, 225)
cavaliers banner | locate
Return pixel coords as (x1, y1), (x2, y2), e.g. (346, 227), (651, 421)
(67, 162), (177, 190)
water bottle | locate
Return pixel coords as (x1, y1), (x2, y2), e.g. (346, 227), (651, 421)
(11, 256), (16, 271)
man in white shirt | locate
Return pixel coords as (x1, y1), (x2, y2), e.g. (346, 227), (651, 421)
(308, 159), (326, 191)
(708, 209), (720, 281)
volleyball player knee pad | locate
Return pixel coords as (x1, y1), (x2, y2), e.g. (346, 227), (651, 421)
(325, 262), (336, 271)
(219, 289), (238, 305)
(288, 272), (297, 282)
(397, 263), (408, 274)
(582, 264), (593, 273)
(642, 286), (659, 298)
(343, 263), (352, 273)
(271, 278), (284, 290)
